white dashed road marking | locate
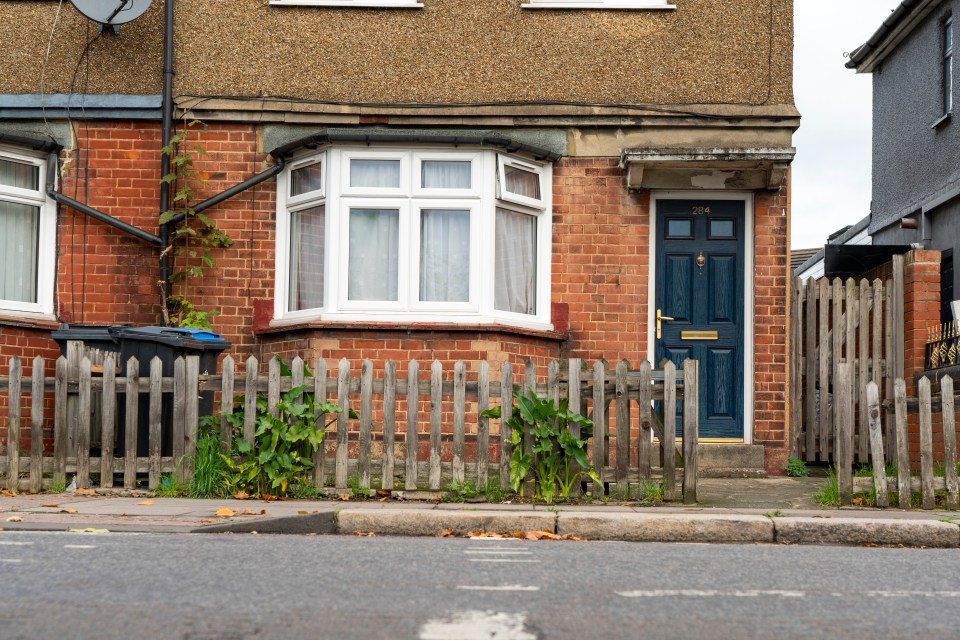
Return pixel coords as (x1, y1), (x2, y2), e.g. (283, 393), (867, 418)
(464, 550), (533, 555)
(456, 585), (541, 592)
(618, 589), (805, 598)
(64, 545), (97, 549)
(419, 610), (536, 640)
(469, 558), (540, 563)
(0, 559), (22, 563)
(0, 541), (33, 546)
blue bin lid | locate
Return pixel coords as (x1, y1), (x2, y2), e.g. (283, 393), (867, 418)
(164, 328), (223, 341)
(109, 326), (231, 350)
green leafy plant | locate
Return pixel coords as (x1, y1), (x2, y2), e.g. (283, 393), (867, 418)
(46, 479), (67, 494)
(785, 456), (810, 477)
(442, 480), (481, 503)
(189, 430), (230, 498)
(812, 470), (840, 507)
(159, 120), (233, 329)
(483, 478), (511, 503)
(636, 479), (664, 506)
(155, 473), (187, 497)
(482, 389), (600, 504)
(221, 383), (342, 498)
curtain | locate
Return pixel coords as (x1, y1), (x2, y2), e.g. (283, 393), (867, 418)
(494, 207), (537, 315)
(290, 161), (323, 197)
(288, 205), (325, 311)
(420, 209), (469, 302)
(421, 161), (471, 189)
(0, 201), (39, 304)
(504, 165), (540, 200)
(0, 158), (40, 304)
(349, 208), (400, 301)
(350, 159), (401, 189)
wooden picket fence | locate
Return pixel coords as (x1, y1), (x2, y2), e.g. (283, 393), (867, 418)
(847, 372), (960, 509)
(0, 354), (701, 503)
(789, 255), (905, 464)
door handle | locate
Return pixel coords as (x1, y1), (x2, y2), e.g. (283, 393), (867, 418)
(656, 309), (674, 340)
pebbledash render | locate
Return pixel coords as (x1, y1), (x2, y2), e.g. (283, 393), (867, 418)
(0, 0), (798, 474)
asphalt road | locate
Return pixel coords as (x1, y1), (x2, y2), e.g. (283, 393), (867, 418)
(1, 531), (959, 640)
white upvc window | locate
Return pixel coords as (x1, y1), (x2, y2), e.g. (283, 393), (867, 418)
(0, 145), (55, 316)
(268, 0), (423, 7)
(275, 146), (553, 330)
(524, 0), (675, 9)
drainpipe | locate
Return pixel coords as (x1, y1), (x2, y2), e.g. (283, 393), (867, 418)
(158, 0), (175, 321)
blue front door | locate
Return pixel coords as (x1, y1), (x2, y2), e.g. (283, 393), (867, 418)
(655, 199), (745, 439)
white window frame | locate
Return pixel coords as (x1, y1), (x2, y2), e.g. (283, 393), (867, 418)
(269, 0), (423, 7)
(496, 154), (548, 211)
(410, 199), (480, 313)
(0, 145), (55, 317)
(274, 145), (553, 331)
(287, 154), (326, 205)
(524, 0), (675, 9)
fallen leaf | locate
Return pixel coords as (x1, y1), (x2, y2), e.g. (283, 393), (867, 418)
(199, 519), (214, 524)
(1, 490), (16, 497)
(861, 542), (879, 548)
(260, 509), (266, 514)
(438, 529), (457, 538)
(376, 489), (391, 498)
(240, 509), (259, 515)
(233, 491), (249, 500)
(41, 503), (58, 508)
(5, 516), (22, 522)
(120, 513), (128, 517)
(852, 497), (865, 506)
(467, 531), (510, 539)
(298, 510), (308, 515)
(812, 515), (832, 519)
(75, 488), (96, 497)
(68, 528), (109, 533)
(59, 509), (78, 514)
(215, 508), (236, 517)
(136, 500), (155, 506)
(352, 531), (376, 537)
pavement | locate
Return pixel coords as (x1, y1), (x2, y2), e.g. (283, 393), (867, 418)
(1, 477), (959, 547)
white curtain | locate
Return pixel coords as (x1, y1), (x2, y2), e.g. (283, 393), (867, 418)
(350, 159), (400, 189)
(494, 207), (537, 315)
(349, 208), (400, 301)
(420, 209), (469, 302)
(0, 158), (40, 304)
(288, 205), (325, 311)
(422, 161), (471, 189)
(504, 165), (540, 200)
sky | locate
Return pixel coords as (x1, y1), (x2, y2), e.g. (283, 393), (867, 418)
(791, 0), (903, 249)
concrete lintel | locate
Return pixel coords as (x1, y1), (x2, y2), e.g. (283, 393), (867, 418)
(620, 147), (795, 190)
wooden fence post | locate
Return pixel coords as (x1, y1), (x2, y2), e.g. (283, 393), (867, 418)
(941, 376), (959, 510)
(336, 358), (350, 490)
(30, 356), (44, 494)
(894, 378), (911, 508)
(76, 357), (92, 490)
(429, 360), (443, 491)
(406, 360), (419, 492)
(566, 359), (581, 492)
(615, 359), (630, 487)
(500, 361), (513, 492)
(866, 381), (888, 507)
(918, 377), (935, 509)
(124, 356), (139, 489)
(592, 359), (607, 497)
(148, 356), (163, 490)
(172, 356), (185, 483)
(836, 361), (853, 506)
(314, 358), (328, 490)
(100, 354), (116, 489)
(804, 277), (817, 461)
(54, 357), (67, 487)
(662, 361), (677, 501)
(477, 361), (491, 489)
(220, 355), (235, 455)
(682, 358), (698, 505)
(383, 360), (396, 492)
(359, 359), (373, 491)
(818, 279), (831, 461)
(637, 360), (652, 482)
(183, 355), (200, 483)
(243, 356), (258, 447)
(453, 361), (466, 487)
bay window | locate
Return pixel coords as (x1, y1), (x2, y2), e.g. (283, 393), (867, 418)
(0, 146), (55, 316)
(275, 146), (552, 330)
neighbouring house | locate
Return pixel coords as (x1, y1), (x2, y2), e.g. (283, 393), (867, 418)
(792, 214), (877, 281)
(0, 0), (798, 474)
(847, 0), (960, 326)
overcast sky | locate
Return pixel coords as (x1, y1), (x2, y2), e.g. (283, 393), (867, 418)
(791, 0), (902, 248)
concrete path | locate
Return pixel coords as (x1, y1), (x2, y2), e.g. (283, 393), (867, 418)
(1, 477), (958, 547)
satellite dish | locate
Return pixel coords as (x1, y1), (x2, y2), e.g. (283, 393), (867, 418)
(70, 0), (153, 27)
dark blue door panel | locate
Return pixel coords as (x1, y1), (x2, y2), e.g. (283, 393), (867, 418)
(655, 200), (745, 439)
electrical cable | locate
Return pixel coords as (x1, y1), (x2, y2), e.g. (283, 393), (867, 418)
(39, 0), (66, 136)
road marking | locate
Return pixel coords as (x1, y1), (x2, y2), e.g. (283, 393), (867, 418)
(0, 559), (22, 563)
(456, 585), (541, 592)
(464, 550), (534, 555)
(866, 591), (960, 598)
(0, 541), (33, 546)
(468, 559), (540, 563)
(618, 589), (805, 598)
(64, 545), (97, 549)
(419, 610), (536, 640)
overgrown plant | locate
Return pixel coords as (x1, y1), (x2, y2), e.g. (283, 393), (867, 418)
(482, 389), (601, 504)
(159, 120), (233, 330)
(785, 456), (810, 477)
(189, 429), (230, 498)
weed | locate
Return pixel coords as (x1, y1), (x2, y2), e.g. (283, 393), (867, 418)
(189, 431), (229, 498)
(636, 479), (664, 506)
(483, 478), (511, 503)
(348, 473), (369, 500)
(287, 482), (322, 499)
(764, 510), (784, 518)
(46, 479), (67, 494)
(442, 480), (480, 503)
(155, 473), (187, 497)
(785, 457), (809, 478)
(611, 482), (635, 501)
(812, 470), (840, 507)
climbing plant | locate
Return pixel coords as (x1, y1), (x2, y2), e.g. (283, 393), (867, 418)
(159, 120), (233, 330)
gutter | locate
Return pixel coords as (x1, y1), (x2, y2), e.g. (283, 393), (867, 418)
(846, 0), (941, 72)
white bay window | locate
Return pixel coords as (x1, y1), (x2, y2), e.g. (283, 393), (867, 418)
(275, 146), (552, 330)
(0, 146), (55, 316)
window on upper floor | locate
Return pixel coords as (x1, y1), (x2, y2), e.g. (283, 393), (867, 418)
(0, 146), (55, 316)
(275, 147), (553, 330)
(268, 0), (423, 7)
(524, 0), (675, 9)
(944, 16), (954, 118)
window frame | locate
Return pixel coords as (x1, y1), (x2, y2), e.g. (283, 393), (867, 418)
(274, 145), (553, 330)
(0, 145), (55, 316)
(944, 15), (954, 118)
(496, 154), (548, 211)
(524, 0), (675, 9)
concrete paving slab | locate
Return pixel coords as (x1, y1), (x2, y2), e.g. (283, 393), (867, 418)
(557, 512), (774, 543)
(774, 516), (960, 548)
(698, 477), (824, 509)
(337, 508), (555, 537)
